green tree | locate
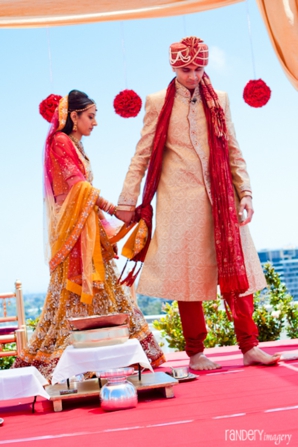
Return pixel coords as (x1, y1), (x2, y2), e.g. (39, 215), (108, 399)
(0, 344), (16, 370)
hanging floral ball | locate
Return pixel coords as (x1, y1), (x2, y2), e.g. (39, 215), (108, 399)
(39, 94), (62, 122)
(113, 89), (142, 118)
(243, 79), (271, 108)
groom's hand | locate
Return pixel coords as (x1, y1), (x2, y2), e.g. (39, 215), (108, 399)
(115, 210), (135, 226)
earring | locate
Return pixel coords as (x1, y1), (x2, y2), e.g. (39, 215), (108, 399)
(73, 122), (77, 131)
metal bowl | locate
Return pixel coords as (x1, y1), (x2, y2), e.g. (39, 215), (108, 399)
(69, 324), (129, 348)
(68, 313), (129, 331)
(170, 366), (189, 379)
(99, 371), (138, 411)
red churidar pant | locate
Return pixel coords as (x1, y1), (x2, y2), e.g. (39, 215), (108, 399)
(178, 294), (259, 356)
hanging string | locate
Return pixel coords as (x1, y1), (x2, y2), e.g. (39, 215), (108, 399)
(46, 27), (54, 88)
(243, 0), (271, 108)
(114, 22), (142, 118)
(182, 15), (187, 36)
(245, 0), (257, 79)
(120, 21), (128, 89)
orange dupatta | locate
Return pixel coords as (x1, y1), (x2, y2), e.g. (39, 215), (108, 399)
(50, 181), (114, 304)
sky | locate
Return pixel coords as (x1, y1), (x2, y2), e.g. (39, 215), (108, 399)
(0, 0), (297, 293)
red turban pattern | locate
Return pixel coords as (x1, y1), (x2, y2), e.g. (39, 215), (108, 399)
(169, 36), (209, 68)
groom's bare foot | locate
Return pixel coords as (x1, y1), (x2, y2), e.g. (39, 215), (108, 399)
(243, 347), (281, 366)
(189, 352), (222, 370)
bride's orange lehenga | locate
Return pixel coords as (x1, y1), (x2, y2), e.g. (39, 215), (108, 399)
(13, 117), (165, 380)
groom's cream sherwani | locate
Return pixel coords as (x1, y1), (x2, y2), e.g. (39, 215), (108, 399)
(118, 79), (266, 301)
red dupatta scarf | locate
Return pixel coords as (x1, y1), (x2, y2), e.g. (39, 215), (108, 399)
(121, 73), (249, 296)
(43, 110), (114, 304)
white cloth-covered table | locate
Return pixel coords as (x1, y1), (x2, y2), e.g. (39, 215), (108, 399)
(52, 339), (153, 385)
(0, 366), (49, 401)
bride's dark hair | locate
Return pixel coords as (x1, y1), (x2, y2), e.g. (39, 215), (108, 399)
(61, 90), (95, 135)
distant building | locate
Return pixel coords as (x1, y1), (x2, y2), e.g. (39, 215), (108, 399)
(258, 248), (298, 301)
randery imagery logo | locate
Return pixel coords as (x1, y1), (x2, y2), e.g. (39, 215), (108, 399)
(225, 430), (292, 445)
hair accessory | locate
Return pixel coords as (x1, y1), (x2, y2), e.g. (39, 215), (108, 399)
(69, 103), (96, 113)
(57, 95), (69, 131)
(39, 94), (62, 123)
(113, 90), (142, 118)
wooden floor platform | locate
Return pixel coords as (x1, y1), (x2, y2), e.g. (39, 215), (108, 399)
(45, 372), (178, 412)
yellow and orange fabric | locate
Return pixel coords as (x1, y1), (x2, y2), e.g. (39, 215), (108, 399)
(50, 181), (114, 304)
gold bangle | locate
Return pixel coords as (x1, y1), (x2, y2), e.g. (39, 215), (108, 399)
(107, 204), (117, 216)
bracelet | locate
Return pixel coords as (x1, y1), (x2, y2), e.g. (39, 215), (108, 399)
(108, 205), (117, 216)
(241, 193), (253, 200)
(98, 195), (117, 216)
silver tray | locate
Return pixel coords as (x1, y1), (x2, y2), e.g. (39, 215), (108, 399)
(96, 367), (135, 378)
(68, 313), (129, 331)
(69, 324), (130, 348)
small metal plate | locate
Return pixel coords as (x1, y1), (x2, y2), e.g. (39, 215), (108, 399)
(165, 371), (199, 382)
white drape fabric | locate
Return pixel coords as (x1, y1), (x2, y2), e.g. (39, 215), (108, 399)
(0, 366), (49, 400)
(51, 339), (153, 385)
(256, 0), (298, 90)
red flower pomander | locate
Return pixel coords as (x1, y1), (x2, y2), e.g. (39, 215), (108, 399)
(243, 79), (271, 108)
(39, 94), (62, 122)
(113, 90), (142, 118)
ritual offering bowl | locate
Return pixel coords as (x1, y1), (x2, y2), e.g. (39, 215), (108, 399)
(170, 366), (189, 379)
(69, 324), (129, 348)
(97, 368), (137, 411)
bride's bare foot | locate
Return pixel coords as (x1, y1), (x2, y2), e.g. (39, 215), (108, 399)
(243, 347), (281, 366)
(189, 352), (222, 371)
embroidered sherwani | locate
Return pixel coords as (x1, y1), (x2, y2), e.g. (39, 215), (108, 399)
(118, 80), (266, 302)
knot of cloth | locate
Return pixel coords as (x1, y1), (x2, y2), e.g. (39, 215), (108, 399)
(135, 203), (153, 226)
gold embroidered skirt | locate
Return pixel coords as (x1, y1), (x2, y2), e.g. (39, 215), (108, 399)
(13, 260), (165, 380)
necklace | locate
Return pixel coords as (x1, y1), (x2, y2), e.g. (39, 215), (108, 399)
(69, 134), (88, 159)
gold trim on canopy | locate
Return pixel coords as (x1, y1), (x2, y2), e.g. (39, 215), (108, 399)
(0, 0), (296, 91)
(0, 0), (243, 28)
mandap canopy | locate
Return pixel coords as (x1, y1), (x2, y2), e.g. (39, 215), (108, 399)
(0, 0), (297, 89)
